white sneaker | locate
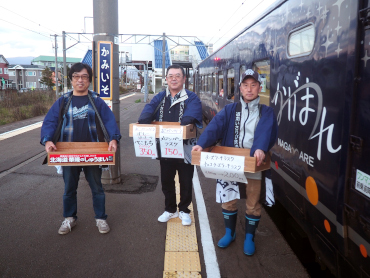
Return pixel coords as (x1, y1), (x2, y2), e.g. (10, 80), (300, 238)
(179, 211), (191, 226)
(158, 211), (179, 222)
(58, 217), (76, 235)
(96, 219), (110, 234)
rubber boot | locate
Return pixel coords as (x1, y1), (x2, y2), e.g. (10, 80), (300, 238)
(244, 214), (260, 255)
(217, 209), (237, 248)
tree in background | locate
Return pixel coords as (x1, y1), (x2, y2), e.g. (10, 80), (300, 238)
(40, 67), (54, 89)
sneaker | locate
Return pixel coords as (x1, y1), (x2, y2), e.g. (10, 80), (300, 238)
(179, 211), (192, 226)
(96, 219), (110, 234)
(158, 211), (179, 222)
(58, 217), (76, 235)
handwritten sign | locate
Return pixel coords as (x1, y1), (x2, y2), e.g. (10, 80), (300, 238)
(356, 169), (370, 199)
(200, 152), (247, 183)
(159, 127), (184, 159)
(133, 126), (157, 158)
(98, 41), (113, 102)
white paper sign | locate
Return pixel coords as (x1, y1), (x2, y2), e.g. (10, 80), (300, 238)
(159, 127), (184, 159)
(200, 152), (247, 183)
(133, 126), (157, 158)
(355, 169), (370, 198)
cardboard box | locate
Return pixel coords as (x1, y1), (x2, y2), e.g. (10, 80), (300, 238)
(129, 122), (196, 139)
(47, 142), (115, 166)
(191, 146), (270, 173)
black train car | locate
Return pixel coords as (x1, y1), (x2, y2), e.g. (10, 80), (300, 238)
(194, 0), (370, 277)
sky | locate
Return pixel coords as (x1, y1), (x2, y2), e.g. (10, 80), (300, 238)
(0, 0), (279, 60)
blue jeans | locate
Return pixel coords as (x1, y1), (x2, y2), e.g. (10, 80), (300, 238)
(62, 166), (107, 220)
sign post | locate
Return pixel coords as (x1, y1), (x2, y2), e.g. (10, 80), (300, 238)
(93, 0), (121, 184)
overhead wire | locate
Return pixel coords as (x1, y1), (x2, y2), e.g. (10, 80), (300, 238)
(212, 0), (266, 46)
(207, 1), (246, 45)
(0, 5), (62, 36)
(0, 18), (51, 39)
(1, 5), (90, 54)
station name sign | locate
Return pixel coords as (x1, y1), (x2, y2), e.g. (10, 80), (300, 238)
(97, 41), (113, 101)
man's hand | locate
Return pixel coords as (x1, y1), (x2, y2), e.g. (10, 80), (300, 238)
(45, 141), (57, 153)
(108, 140), (118, 152)
(254, 149), (265, 166)
(192, 145), (203, 152)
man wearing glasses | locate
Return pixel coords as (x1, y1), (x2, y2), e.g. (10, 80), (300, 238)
(41, 63), (121, 235)
(138, 65), (202, 226)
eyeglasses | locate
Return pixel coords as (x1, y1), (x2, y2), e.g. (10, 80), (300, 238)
(167, 74), (183, 80)
(72, 74), (89, 81)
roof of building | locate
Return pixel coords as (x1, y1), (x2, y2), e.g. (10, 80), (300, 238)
(0, 55), (9, 65)
(32, 55), (81, 63)
(81, 50), (92, 67)
(154, 40), (171, 69)
(9, 64), (45, 69)
(195, 41), (209, 60)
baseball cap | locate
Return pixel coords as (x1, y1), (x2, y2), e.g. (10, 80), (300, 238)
(240, 69), (262, 84)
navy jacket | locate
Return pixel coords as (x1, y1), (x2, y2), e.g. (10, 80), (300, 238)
(138, 89), (203, 128)
(197, 102), (278, 156)
(40, 91), (121, 145)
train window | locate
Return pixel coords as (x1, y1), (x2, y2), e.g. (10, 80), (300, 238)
(227, 68), (234, 100)
(212, 74), (217, 95)
(253, 60), (270, 106)
(218, 71), (224, 97)
(288, 24), (315, 57)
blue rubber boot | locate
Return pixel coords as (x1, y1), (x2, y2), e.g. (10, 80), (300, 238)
(244, 214), (260, 255)
(217, 209), (237, 248)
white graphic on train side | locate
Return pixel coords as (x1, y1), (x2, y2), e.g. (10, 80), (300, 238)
(272, 72), (342, 161)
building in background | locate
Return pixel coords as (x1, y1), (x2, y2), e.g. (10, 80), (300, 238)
(7, 64), (46, 90)
(0, 55), (11, 89)
(32, 55), (81, 68)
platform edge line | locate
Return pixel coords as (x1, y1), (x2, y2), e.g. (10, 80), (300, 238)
(193, 166), (221, 278)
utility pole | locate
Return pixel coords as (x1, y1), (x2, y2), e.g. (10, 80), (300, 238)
(63, 31), (67, 93)
(52, 34), (59, 98)
(162, 32), (166, 90)
(125, 65), (128, 89)
(93, 0), (121, 184)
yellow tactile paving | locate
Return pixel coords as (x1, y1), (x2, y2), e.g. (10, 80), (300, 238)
(163, 271), (202, 277)
(164, 172), (201, 277)
(166, 222), (198, 251)
(164, 252), (201, 272)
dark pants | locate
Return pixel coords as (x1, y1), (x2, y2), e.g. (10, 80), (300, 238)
(62, 166), (107, 220)
(160, 160), (194, 214)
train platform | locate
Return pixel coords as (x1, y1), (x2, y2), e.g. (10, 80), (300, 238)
(0, 93), (309, 277)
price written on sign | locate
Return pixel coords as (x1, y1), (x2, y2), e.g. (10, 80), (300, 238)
(133, 126), (158, 158)
(200, 152), (247, 183)
(159, 127), (184, 159)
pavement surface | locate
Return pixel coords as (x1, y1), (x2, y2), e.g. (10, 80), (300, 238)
(0, 93), (309, 278)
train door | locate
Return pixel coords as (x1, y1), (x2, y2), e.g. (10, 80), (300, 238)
(211, 73), (221, 112)
(218, 70), (226, 108)
(195, 71), (199, 95)
(253, 60), (271, 106)
(210, 74), (216, 105)
(233, 63), (240, 101)
(344, 1), (370, 276)
(226, 68), (235, 103)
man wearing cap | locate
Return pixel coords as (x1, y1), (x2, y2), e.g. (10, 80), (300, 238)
(192, 69), (278, 255)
